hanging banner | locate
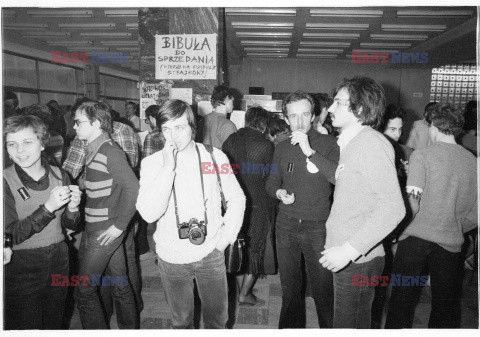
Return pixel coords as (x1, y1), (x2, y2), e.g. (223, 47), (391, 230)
(155, 33), (217, 80)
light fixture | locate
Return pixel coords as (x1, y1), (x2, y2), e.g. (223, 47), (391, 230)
(4, 23), (48, 30)
(58, 23), (116, 30)
(241, 40), (290, 46)
(297, 48), (344, 53)
(304, 33), (360, 39)
(296, 54), (337, 58)
(67, 47), (110, 51)
(101, 40), (138, 46)
(226, 8), (296, 16)
(46, 40), (93, 45)
(397, 10), (473, 18)
(236, 32), (292, 38)
(305, 23), (369, 30)
(310, 9), (383, 18)
(232, 22), (294, 29)
(126, 23), (138, 29)
(381, 24), (446, 32)
(246, 53), (288, 57)
(244, 47), (290, 52)
(300, 41), (351, 47)
(352, 49), (401, 54)
(360, 42), (411, 48)
(370, 34), (428, 41)
(114, 47), (139, 51)
(21, 31), (71, 37)
(104, 9), (138, 17)
(80, 32), (132, 38)
(26, 9), (93, 17)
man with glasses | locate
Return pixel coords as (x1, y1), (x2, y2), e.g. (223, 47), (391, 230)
(266, 91), (339, 328)
(319, 76), (405, 328)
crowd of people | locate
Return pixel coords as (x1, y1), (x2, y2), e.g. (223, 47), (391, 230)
(2, 76), (477, 330)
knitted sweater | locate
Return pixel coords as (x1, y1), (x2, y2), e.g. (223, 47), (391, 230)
(325, 127), (405, 263)
(401, 142), (477, 252)
(266, 128), (339, 221)
(84, 133), (139, 231)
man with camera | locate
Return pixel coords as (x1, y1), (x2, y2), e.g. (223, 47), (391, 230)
(136, 99), (246, 329)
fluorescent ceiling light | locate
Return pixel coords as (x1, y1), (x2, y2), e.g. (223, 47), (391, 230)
(21, 31), (71, 37)
(297, 48), (344, 53)
(382, 24), (446, 32)
(46, 40), (93, 45)
(297, 54), (337, 58)
(80, 32), (132, 38)
(67, 47), (110, 51)
(4, 23), (48, 30)
(126, 23), (138, 29)
(397, 10), (473, 18)
(305, 23), (369, 30)
(226, 8), (296, 16)
(244, 47), (290, 52)
(310, 9), (383, 18)
(236, 32), (292, 38)
(352, 49), (400, 53)
(58, 23), (116, 30)
(300, 41), (351, 47)
(26, 9), (93, 17)
(361, 42), (411, 48)
(370, 34), (428, 41)
(101, 40), (138, 46)
(304, 33), (359, 39)
(241, 40), (290, 46)
(246, 54), (288, 58)
(104, 9), (138, 17)
(232, 22), (294, 29)
(114, 47), (139, 51)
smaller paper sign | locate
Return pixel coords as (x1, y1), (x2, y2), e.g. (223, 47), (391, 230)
(170, 88), (193, 105)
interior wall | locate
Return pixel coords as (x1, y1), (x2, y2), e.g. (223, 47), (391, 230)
(229, 58), (432, 142)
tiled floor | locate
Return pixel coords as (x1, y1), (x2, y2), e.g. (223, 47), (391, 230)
(67, 227), (479, 329)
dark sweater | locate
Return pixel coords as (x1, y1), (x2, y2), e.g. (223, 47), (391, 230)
(84, 133), (139, 231)
(266, 129), (339, 221)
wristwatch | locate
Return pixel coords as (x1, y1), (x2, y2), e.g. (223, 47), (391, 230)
(307, 150), (316, 159)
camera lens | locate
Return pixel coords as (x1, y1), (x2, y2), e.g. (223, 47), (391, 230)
(191, 231), (200, 239)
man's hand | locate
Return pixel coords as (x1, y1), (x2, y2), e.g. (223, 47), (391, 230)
(290, 131), (314, 157)
(44, 186), (71, 213)
(4, 247), (13, 265)
(67, 185), (82, 211)
(97, 225), (123, 246)
(319, 242), (360, 272)
(162, 139), (178, 172)
(276, 189), (295, 205)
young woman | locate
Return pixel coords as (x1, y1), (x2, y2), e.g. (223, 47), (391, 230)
(3, 114), (81, 329)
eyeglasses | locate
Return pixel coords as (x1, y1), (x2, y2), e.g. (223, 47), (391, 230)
(74, 120), (90, 127)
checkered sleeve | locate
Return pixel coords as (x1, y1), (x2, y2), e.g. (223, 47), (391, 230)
(111, 122), (139, 169)
(62, 136), (87, 179)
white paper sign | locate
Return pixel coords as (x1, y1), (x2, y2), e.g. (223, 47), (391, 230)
(170, 88), (193, 105)
(155, 34), (217, 80)
(230, 110), (246, 130)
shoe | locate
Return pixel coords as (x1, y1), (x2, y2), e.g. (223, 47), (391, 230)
(139, 250), (157, 261)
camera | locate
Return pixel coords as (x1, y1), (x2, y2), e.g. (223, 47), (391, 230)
(177, 218), (207, 245)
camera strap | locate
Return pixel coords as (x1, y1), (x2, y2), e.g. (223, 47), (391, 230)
(172, 144), (208, 226)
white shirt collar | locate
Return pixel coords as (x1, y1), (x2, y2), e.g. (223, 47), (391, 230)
(337, 123), (367, 151)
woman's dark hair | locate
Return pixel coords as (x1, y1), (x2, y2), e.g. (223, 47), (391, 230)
(267, 116), (290, 137)
(424, 102), (438, 117)
(380, 104), (406, 131)
(312, 93), (333, 117)
(145, 104), (161, 120)
(157, 99), (196, 140)
(76, 101), (113, 134)
(3, 114), (50, 147)
(463, 100), (477, 131)
(331, 76), (386, 129)
(425, 103), (464, 136)
(245, 106), (270, 132)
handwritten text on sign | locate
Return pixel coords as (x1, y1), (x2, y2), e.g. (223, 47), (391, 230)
(155, 34), (217, 80)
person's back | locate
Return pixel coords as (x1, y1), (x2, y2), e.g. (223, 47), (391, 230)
(401, 142), (477, 250)
(203, 112), (237, 149)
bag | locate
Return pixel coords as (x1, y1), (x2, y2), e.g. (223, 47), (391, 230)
(204, 144), (245, 273)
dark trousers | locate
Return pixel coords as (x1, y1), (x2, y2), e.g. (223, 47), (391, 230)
(333, 256), (385, 328)
(74, 229), (138, 329)
(385, 236), (462, 328)
(101, 223), (143, 320)
(276, 215), (333, 328)
(4, 241), (69, 330)
(157, 249), (228, 329)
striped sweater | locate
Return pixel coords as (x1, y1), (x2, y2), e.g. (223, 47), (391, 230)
(84, 132), (139, 231)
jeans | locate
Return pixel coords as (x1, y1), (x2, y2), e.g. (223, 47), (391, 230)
(101, 223), (143, 320)
(74, 229), (138, 329)
(276, 215), (333, 328)
(385, 236), (462, 328)
(333, 256), (385, 328)
(157, 249), (228, 329)
(4, 241), (69, 330)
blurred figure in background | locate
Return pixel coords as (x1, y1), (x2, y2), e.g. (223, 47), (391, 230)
(406, 102), (438, 150)
(312, 93), (335, 135)
(266, 115), (290, 147)
(458, 100), (477, 156)
(126, 101), (141, 132)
